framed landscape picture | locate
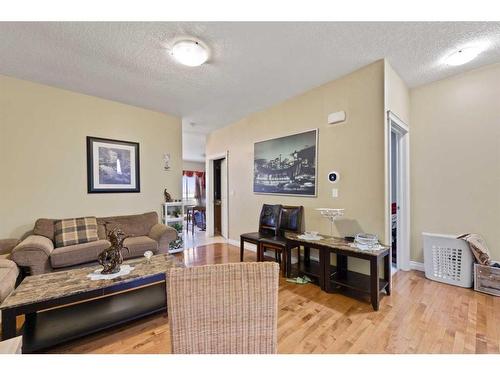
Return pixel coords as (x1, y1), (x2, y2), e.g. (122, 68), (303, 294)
(253, 129), (318, 196)
(87, 136), (140, 193)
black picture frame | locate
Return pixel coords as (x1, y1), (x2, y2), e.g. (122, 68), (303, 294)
(87, 136), (140, 193)
(253, 129), (318, 197)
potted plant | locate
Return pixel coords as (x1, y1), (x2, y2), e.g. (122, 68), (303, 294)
(169, 222), (184, 250)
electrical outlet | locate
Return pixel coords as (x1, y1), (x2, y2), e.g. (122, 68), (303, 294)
(332, 188), (338, 198)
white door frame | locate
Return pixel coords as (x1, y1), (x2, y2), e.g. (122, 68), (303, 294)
(205, 151), (229, 238)
(220, 157), (228, 239)
(386, 111), (410, 271)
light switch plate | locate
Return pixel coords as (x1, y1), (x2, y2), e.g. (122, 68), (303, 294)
(332, 188), (338, 198)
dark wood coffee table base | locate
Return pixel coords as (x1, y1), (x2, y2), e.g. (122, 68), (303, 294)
(1, 273), (167, 353)
(23, 281), (166, 353)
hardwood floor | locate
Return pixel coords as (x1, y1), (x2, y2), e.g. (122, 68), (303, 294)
(46, 243), (500, 354)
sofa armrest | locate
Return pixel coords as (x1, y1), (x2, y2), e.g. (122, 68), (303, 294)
(0, 238), (20, 256)
(149, 224), (177, 254)
(10, 235), (54, 275)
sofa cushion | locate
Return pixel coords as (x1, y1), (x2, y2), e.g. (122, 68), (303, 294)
(0, 259), (19, 270)
(10, 235), (54, 275)
(0, 239), (20, 255)
(0, 259), (19, 303)
(123, 236), (158, 259)
(97, 212), (158, 239)
(54, 217), (99, 248)
(33, 218), (56, 241)
(50, 239), (111, 268)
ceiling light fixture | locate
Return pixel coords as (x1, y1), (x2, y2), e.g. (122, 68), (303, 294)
(444, 44), (487, 66)
(171, 39), (209, 67)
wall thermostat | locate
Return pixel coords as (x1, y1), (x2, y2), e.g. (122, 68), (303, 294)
(328, 171), (339, 183)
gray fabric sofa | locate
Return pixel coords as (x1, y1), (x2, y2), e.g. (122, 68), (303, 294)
(0, 260), (19, 303)
(10, 212), (177, 275)
(0, 239), (20, 303)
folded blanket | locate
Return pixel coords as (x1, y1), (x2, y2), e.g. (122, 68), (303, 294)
(458, 233), (491, 265)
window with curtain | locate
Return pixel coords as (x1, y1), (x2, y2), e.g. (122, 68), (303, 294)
(183, 174), (196, 200)
(183, 170), (206, 205)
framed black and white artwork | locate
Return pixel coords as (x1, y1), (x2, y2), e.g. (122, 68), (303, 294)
(87, 136), (140, 193)
(253, 129), (318, 196)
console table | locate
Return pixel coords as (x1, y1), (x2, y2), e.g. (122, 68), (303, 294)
(284, 233), (391, 310)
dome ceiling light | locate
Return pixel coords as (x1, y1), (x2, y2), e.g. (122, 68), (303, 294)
(443, 44), (488, 66)
(171, 39), (209, 67)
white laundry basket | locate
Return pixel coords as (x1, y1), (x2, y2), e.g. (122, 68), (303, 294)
(423, 232), (474, 288)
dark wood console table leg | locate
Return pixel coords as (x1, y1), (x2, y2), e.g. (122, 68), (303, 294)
(304, 246), (310, 266)
(336, 254), (348, 278)
(240, 237), (244, 262)
(323, 250), (331, 292)
(285, 245), (292, 278)
(384, 253), (391, 295)
(1, 308), (17, 340)
(281, 245), (287, 277)
(319, 248), (328, 291)
(370, 258), (380, 311)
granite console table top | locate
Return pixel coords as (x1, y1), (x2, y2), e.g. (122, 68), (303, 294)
(285, 232), (389, 257)
(1, 254), (183, 310)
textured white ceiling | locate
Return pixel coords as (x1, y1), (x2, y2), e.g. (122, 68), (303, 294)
(1, 22), (500, 160)
(182, 131), (206, 162)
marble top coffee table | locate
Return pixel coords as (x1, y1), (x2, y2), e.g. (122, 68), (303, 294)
(0, 254), (182, 352)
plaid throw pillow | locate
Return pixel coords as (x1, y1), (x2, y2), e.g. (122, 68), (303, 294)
(54, 217), (99, 248)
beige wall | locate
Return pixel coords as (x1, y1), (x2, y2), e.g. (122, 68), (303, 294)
(183, 160), (205, 171)
(410, 63), (500, 261)
(383, 60), (410, 255)
(0, 75), (182, 238)
(206, 61), (386, 273)
(384, 61), (411, 124)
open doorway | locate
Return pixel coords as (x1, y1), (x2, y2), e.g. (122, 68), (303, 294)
(390, 131), (399, 268)
(213, 159), (223, 236)
(387, 111), (410, 271)
(206, 152), (229, 239)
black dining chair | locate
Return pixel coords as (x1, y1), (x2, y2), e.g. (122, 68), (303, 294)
(240, 204), (282, 262)
(258, 206), (304, 274)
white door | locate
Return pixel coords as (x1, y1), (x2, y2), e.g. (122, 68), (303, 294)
(220, 158), (228, 238)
